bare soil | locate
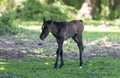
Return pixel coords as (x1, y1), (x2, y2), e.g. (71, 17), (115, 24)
(0, 40), (120, 61)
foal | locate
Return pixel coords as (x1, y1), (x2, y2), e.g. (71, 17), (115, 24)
(40, 18), (84, 68)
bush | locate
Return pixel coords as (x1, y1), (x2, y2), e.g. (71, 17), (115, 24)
(62, 0), (84, 9)
(0, 11), (16, 35)
(16, 0), (77, 21)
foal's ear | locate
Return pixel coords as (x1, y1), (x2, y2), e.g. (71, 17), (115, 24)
(43, 17), (46, 22)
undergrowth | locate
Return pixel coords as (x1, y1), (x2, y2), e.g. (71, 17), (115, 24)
(0, 11), (16, 35)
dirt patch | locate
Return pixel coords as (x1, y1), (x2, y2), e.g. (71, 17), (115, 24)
(0, 40), (120, 61)
(84, 41), (120, 59)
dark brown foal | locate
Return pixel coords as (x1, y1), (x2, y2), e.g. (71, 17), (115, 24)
(40, 18), (84, 68)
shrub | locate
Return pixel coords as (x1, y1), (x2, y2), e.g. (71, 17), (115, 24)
(16, 0), (77, 21)
(62, 0), (84, 9)
(0, 11), (16, 35)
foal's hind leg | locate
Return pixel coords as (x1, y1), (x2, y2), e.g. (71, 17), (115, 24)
(72, 35), (84, 68)
(78, 35), (84, 68)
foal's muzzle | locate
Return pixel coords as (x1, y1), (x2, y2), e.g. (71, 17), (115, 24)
(40, 34), (45, 40)
(40, 31), (49, 40)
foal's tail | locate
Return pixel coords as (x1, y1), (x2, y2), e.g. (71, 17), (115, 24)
(79, 20), (83, 23)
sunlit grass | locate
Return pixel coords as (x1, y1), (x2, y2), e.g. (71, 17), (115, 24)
(0, 62), (8, 65)
(84, 19), (120, 27)
(0, 62), (8, 70)
(18, 25), (41, 31)
(85, 25), (120, 32)
(0, 67), (6, 70)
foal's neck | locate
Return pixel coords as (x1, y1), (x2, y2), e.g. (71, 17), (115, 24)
(50, 21), (66, 38)
(50, 22), (59, 35)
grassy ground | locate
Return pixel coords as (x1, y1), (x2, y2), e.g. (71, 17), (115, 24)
(0, 20), (120, 78)
(0, 57), (120, 78)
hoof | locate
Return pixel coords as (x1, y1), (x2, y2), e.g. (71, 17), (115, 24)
(59, 63), (64, 68)
(54, 65), (58, 69)
(79, 66), (83, 69)
(59, 65), (63, 68)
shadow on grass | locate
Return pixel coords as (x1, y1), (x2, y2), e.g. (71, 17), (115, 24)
(0, 25), (57, 60)
(0, 25), (120, 60)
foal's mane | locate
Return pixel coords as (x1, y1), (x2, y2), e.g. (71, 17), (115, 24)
(53, 21), (66, 33)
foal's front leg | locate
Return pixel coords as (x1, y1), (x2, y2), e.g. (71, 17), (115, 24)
(59, 49), (64, 68)
(54, 48), (61, 68)
(54, 39), (64, 68)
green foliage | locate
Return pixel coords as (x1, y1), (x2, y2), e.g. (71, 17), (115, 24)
(62, 0), (84, 9)
(100, 0), (120, 19)
(0, 11), (16, 35)
(108, 8), (120, 20)
(16, 0), (77, 21)
(109, 0), (120, 19)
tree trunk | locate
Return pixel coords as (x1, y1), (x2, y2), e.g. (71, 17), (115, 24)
(77, 0), (100, 19)
(109, 0), (120, 19)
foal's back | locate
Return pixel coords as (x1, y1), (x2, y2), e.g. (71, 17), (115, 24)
(60, 20), (84, 39)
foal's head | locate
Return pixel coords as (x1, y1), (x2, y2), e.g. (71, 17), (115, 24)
(40, 18), (53, 40)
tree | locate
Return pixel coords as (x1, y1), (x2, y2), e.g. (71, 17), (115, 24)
(109, 0), (120, 19)
(77, 0), (101, 19)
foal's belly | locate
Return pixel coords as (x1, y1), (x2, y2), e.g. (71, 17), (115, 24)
(64, 33), (75, 40)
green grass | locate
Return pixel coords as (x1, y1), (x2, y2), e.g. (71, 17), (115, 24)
(0, 57), (120, 78)
(84, 31), (120, 43)
(84, 20), (120, 27)
(0, 20), (120, 78)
